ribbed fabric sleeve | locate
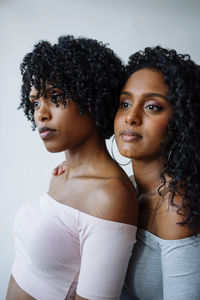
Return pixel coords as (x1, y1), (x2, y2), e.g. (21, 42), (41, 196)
(121, 229), (200, 300)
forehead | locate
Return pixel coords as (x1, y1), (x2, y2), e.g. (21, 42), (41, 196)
(29, 83), (59, 96)
(30, 86), (38, 96)
(123, 68), (168, 95)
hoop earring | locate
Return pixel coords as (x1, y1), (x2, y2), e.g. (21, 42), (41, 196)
(167, 147), (173, 162)
(111, 136), (132, 166)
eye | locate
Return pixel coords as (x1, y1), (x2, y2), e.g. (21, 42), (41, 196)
(32, 100), (40, 109)
(119, 100), (131, 109)
(145, 104), (163, 111)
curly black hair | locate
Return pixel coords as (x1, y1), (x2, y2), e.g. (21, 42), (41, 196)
(126, 46), (200, 234)
(19, 35), (126, 138)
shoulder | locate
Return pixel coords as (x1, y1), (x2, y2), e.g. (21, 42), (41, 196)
(88, 177), (138, 226)
(155, 193), (191, 240)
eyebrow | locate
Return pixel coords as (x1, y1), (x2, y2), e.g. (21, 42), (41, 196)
(29, 87), (59, 98)
(144, 93), (168, 101)
(120, 91), (167, 101)
(120, 91), (131, 96)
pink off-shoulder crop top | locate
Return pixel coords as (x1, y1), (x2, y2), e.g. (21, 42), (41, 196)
(12, 193), (137, 300)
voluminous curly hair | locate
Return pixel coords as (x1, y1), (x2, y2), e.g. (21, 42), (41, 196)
(19, 35), (126, 138)
(127, 46), (200, 234)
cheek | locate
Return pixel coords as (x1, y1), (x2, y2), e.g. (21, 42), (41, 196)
(114, 114), (123, 135)
(157, 118), (169, 135)
(148, 118), (169, 141)
(61, 115), (96, 142)
(33, 112), (39, 126)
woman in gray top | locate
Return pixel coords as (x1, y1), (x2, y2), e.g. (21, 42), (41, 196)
(114, 46), (200, 299)
(55, 46), (200, 299)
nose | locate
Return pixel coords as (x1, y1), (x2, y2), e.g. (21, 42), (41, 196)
(125, 106), (142, 126)
(35, 99), (51, 123)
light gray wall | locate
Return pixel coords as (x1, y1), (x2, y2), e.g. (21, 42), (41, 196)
(1, 0), (200, 297)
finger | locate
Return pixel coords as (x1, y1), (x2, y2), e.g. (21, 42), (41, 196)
(58, 164), (66, 175)
(52, 166), (59, 175)
(58, 167), (61, 175)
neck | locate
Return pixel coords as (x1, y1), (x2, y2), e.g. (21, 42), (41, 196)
(64, 131), (110, 178)
(132, 158), (164, 195)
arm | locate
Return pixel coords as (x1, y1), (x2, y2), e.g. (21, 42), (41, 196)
(6, 275), (35, 300)
(77, 218), (137, 300)
(155, 194), (200, 298)
(76, 180), (137, 299)
(161, 236), (200, 299)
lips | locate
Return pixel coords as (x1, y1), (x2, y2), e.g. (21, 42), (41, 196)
(120, 130), (142, 142)
(39, 127), (56, 140)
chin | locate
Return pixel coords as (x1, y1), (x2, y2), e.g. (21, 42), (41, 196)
(116, 143), (132, 158)
(44, 143), (66, 153)
(118, 148), (135, 159)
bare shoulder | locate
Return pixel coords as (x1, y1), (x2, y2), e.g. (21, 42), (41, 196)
(48, 171), (65, 194)
(155, 193), (191, 240)
(49, 171), (61, 187)
(88, 176), (138, 226)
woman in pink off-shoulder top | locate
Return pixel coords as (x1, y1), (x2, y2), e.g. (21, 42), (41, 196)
(6, 35), (138, 300)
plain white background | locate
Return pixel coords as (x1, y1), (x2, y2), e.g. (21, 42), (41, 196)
(1, 0), (200, 297)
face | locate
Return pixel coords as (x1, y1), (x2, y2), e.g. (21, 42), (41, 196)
(114, 68), (171, 161)
(29, 85), (97, 153)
